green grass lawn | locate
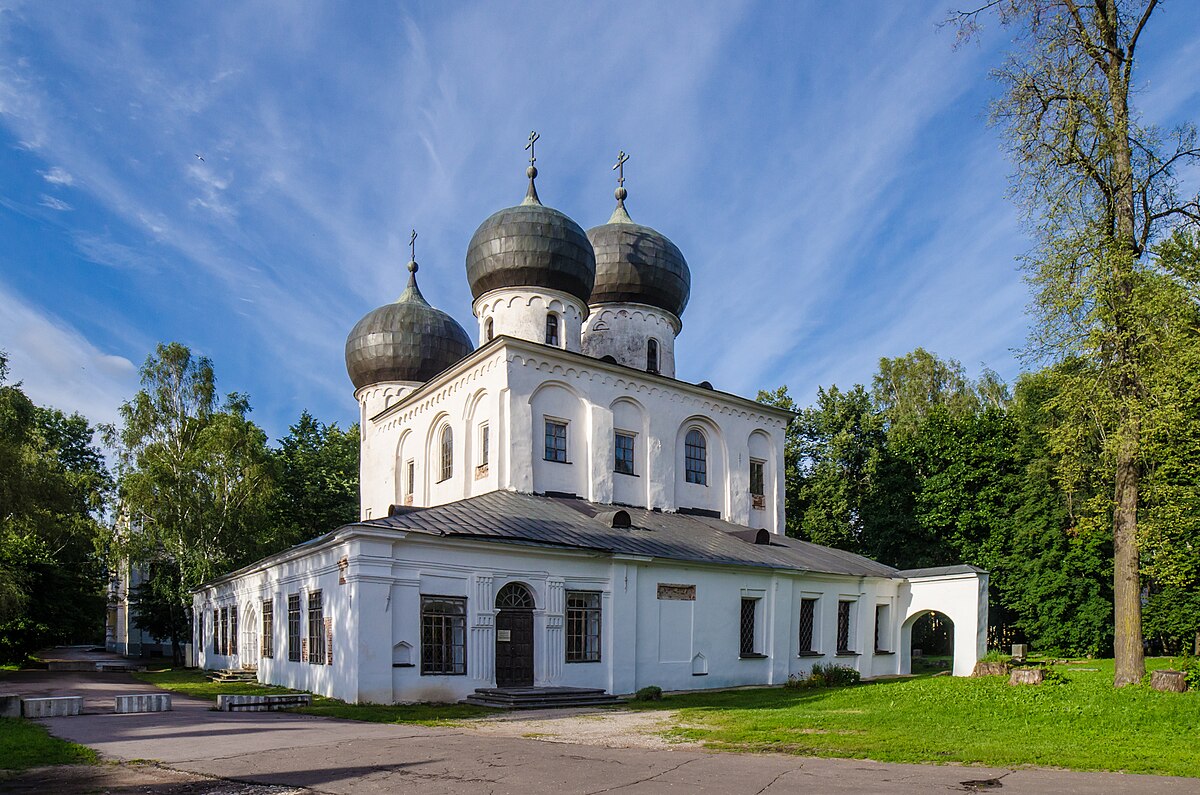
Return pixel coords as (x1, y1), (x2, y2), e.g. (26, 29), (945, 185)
(135, 667), (497, 725)
(0, 718), (96, 770)
(624, 657), (1200, 777)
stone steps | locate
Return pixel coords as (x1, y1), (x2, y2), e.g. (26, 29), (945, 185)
(463, 686), (624, 710)
(207, 668), (259, 683)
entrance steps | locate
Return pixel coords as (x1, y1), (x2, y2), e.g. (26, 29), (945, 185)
(463, 686), (624, 710)
(207, 668), (259, 683)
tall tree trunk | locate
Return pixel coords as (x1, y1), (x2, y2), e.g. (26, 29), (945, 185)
(1112, 430), (1144, 686)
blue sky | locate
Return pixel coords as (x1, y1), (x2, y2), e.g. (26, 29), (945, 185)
(1, 1), (1197, 440)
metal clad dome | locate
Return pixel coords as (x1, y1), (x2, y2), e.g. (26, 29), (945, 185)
(345, 264), (474, 390)
(587, 202), (690, 318)
(465, 170), (596, 304)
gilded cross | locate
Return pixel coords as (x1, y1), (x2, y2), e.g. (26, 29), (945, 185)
(409, 229), (417, 261)
(525, 130), (540, 165)
(613, 150), (629, 187)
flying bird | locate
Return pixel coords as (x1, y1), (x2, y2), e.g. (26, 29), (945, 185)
(195, 153), (205, 162)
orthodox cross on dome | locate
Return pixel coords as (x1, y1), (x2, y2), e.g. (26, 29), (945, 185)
(525, 130), (539, 165)
(522, 130), (542, 205)
(407, 229), (418, 273)
(613, 150), (629, 188)
(610, 149), (632, 222)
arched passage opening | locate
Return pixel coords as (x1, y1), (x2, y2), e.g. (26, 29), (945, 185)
(495, 582), (536, 688)
(240, 603), (259, 670)
(903, 610), (954, 675)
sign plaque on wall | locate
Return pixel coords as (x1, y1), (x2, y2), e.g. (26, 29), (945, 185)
(497, 629), (512, 642)
(656, 584), (696, 601)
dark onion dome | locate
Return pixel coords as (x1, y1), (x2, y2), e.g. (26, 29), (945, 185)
(586, 189), (690, 318)
(465, 166), (596, 305)
(345, 260), (474, 390)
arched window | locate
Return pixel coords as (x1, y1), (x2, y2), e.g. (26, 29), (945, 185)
(545, 313), (559, 347)
(685, 428), (707, 485)
(485, 317), (494, 341)
(495, 582), (536, 609)
(647, 339), (659, 373)
(439, 426), (453, 482)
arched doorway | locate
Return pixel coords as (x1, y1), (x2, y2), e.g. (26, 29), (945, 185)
(904, 610), (954, 675)
(495, 583), (536, 687)
(240, 604), (259, 670)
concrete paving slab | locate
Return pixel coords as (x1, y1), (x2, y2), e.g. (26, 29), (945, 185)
(20, 668), (1200, 794)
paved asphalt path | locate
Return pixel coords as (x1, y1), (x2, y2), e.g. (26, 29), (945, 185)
(6, 666), (1198, 794)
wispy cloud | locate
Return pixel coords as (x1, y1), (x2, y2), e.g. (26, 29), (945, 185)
(38, 193), (70, 210)
(40, 164), (72, 185)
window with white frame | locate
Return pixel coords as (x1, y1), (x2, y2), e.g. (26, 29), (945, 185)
(750, 459), (766, 509)
(545, 313), (559, 347)
(739, 597), (765, 657)
(287, 593), (301, 662)
(405, 459), (415, 503)
(875, 604), (892, 653)
(479, 423), (490, 469)
(798, 597), (818, 654)
(308, 590), (325, 666)
(421, 596), (467, 675)
(647, 338), (659, 373)
(262, 599), (274, 659)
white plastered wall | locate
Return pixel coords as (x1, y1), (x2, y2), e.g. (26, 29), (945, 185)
(581, 303), (679, 378)
(474, 288), (587, 352)
(897, 571), (989, 677)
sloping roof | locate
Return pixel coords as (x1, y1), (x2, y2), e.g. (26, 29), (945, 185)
(896, 564), (988, 579)
(364, 491), (898, 578)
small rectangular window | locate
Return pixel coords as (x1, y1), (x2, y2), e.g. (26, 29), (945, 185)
(739, 598), (758, 656)
(287, 593), (301, 662)
(262, 599), (274, 659)
(566, 591), (602, 662)
(545, 419), (568, 463)
(405, 459), (415, 504)
(219, 607), (228, 655)
(421, 596), (467, 675)
(875, 604), (890, 653)
(545, 314), (559, 347)
(798, 597), (817, 654)
(308, 590), (325, 666)
(837, 600), (854, 654)
(750, 459), (765, 497)
(212, 609), (219, 653)
(480, 423), (490, 467)
(614, 431), (635, 475)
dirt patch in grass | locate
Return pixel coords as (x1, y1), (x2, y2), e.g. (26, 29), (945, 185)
(461, 707), (703, 750)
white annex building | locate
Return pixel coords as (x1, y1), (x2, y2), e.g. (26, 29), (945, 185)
(195, 146), (989, 705)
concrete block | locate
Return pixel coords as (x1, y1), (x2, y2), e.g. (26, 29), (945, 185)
(114, 693), (172, 713)
(216, 693), (311, 712)
(21, 696), (83, 717)
(0, 694), (21, 718)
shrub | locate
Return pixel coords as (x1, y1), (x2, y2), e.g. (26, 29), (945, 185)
(786, 664), (861, 689)
(634, 685), (663, 701)
(1172, 656), (1200, 691)
(980, 650), (1013, 664)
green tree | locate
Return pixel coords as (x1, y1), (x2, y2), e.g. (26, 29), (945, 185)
(871, 348), (980, 438)
(107, 343), (275, 664)
(0, 353), (110, 662)
(957, 0), (1200, 685)
(270, 410), (360, 547)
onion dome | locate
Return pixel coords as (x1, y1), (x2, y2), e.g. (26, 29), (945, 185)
(465, 142), (596, 304)
(586, 160), (690, 318)
(345, 257), (473, 390)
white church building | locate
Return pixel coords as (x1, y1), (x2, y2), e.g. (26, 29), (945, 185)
(194, 146), (988, 704)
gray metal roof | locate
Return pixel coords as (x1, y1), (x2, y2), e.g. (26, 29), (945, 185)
(895, 564), (988, 578)
(366, 491), (898, 578)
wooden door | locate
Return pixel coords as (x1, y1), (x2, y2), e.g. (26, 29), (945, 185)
(495, 608), (534, 687)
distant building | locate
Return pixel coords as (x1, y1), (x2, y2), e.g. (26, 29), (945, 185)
(193, 149), (987, 703)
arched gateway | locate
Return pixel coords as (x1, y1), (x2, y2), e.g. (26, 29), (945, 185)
(495, 582), (536, 687)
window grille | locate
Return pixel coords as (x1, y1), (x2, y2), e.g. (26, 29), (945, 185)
(614, 432), (635, 475)
(685, 428), (707, 485)
(262, 599), (274, 659)
(545, 420), (567, 463)
(308, 590), (325, 666)
(647, 339), (658, 373)
(566, 591), (602, 662)
(545, 314), (559, 347)
(439, 426), (453, 481)
(420, 596), (467, 675)
(837, 600), (853, 653)
(230, 605), (238, 656)
(740, 598), (757, 656)
(287, 594), (301, 662)
(798, 598), (817, 654)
